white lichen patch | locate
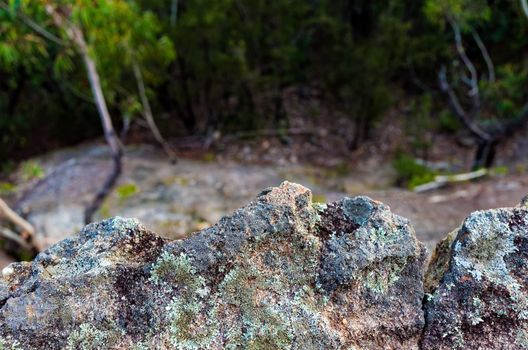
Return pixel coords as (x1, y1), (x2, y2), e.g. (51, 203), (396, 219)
(453, 210), (524, 295)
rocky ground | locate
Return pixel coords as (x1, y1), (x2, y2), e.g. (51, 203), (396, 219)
(1, 142), (526, 268)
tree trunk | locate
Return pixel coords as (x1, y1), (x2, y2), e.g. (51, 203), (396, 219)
(472, 140), (497, 170)
(74, 32), (123, 223)
(45, 5), (123, 224)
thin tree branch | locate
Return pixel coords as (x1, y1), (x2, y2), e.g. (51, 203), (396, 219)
(448, 17), (479, 97)
(0, 1), (65, 46)
(44, 4), (123, 223)
(0, 198), (35, 238)
(522, 0), (528, 19)
(170, 0), (178, 26)
(471, 30), (495, 82)
(438, 66), (492, 141)
(0, 226), (32, 250)
(0, 198), (43, 251)
(132, 57), (177, 162)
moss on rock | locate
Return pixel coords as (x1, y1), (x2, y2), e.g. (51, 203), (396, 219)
(0, 182), (426, 349)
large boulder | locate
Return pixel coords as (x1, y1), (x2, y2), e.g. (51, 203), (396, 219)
(0, 182), (426, 349)
(422, 201), (528, 349)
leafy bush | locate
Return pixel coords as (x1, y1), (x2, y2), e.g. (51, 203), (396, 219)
(393, 153), (437, 189)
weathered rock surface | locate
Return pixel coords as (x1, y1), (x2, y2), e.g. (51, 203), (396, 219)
(422, 201), (528, 349)
(7, 181), (526, 350)
(0, 182), (427, 349)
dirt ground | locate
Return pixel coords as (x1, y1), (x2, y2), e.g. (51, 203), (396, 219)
(1, 140), (526, 269)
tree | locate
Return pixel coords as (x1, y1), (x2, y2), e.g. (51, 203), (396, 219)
(2, 1), (175, 222)
(37, 2), (123, 223)
(426, 0), (528, 169)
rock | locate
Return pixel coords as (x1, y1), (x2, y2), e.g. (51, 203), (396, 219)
(0, 182), (426, 349)
(521, 195), (528, 208)
(422, 203), (528, 349)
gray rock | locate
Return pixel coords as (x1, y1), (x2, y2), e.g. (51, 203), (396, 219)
(0, 182), (427, 349)
(422, 204), (528, 349)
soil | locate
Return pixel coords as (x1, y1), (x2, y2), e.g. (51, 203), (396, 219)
(1, 106), (527, 268)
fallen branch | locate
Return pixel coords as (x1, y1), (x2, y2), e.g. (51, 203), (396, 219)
(0, 226), (33, 250)
(413, 168), (488, 193)
(0, 197), (43, 251)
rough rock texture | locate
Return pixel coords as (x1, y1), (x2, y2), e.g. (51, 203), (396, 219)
(0, 182), (426, 349)
(422, 202), (528, 349)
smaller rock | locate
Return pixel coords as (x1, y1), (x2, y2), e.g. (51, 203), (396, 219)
(422, 205), (528, 349)
(1, 265), (14, 279)
(520, 195), (528, 208)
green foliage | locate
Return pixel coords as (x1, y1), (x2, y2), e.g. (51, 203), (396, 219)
(438, 109), (462, 133)
(406, 95), (434, 157)
(490, 166), (509, 176)
(115, 183), (139, 200)
(424, 0), (491, 28)
(393, 153), (436, 189)
(0, 182), (15, 195)
(1, 0), (527, 162)
(20, 160), (44, 181)
(150, 252), (216, 349)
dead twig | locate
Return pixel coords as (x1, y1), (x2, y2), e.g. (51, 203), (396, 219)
(0, 226), (33, 250)
(0, 197), (43, 251)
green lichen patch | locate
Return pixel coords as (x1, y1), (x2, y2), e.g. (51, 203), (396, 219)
(363, 258), (406, 295)
(150, 252), (216, 349)
(0, 182), (426, 350)
(66, 323), (121, 350)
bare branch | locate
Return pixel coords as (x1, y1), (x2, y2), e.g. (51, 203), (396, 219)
(0, 198), (43, 251)
(522, 0), (528, 19)
(447, 17), (479, 97)
(438, 66), (492, 141)
(0, 226), (32, 250)
(413, 168), (488, 193)
(471, 30), (495, 82)
(0, 198), (35, 238)
(132, 57), (177, 162)
(44, 4), (123, 223)
(0, 1), (65, 46)
(170, 0), (178, 26)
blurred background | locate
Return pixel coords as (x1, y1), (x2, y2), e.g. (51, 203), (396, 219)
(1, 0), (528, 268)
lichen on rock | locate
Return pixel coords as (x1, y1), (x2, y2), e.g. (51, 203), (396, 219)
(0, 182), (427, 349)
(422, 204), (528, 349)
